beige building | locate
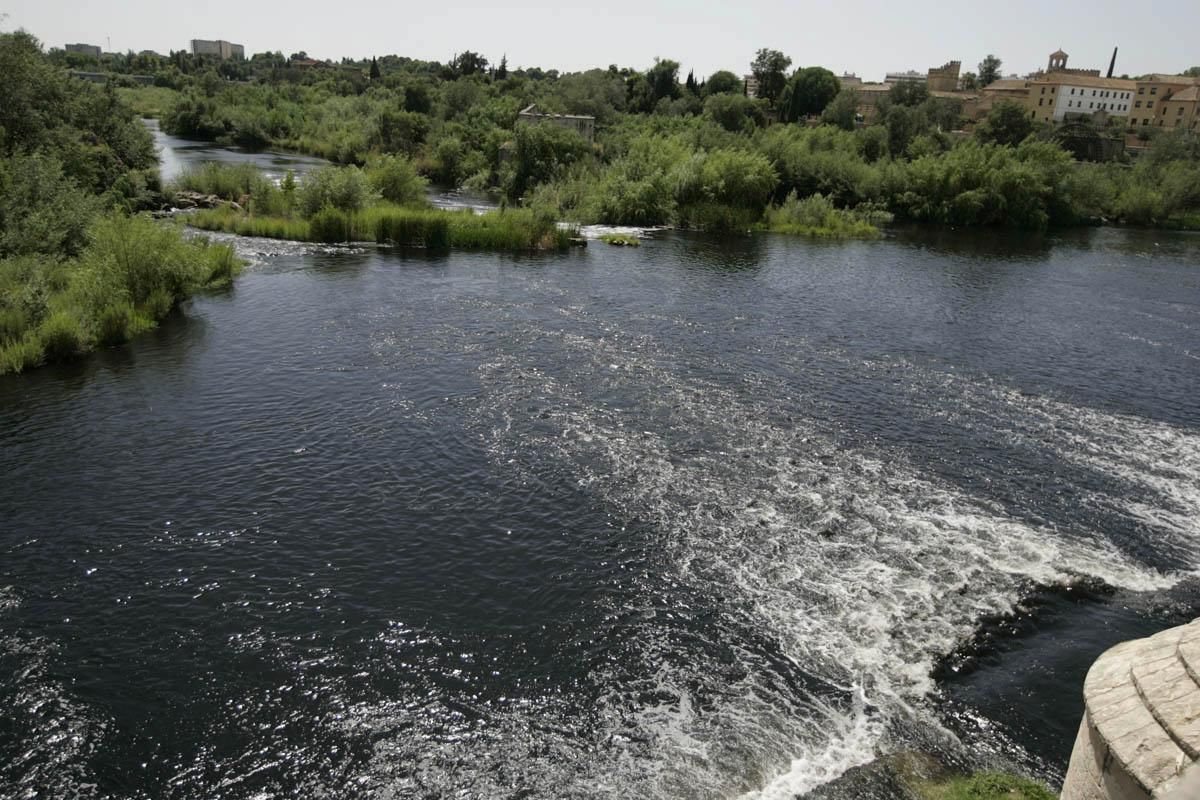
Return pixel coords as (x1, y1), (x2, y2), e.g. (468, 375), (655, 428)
(927, 60), (961, 92)
(1128, 75), (1200, 130)
(190, 39), (245, 60)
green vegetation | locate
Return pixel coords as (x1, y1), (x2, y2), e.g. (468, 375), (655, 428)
(178, 161), (572, 250)
(908, 771), (1056, 800)
(763, 192), (888, 238)
(0, 215), (240, 374)
(0, 31), (244, 375)
(106, 44), (1200, 236)
(35, 31), (1200, 249)
(599, 233), (640, 246)
(192, 202), (571, 250)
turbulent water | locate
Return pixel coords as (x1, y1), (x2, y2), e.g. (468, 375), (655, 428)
(3, 139), (1200, 797)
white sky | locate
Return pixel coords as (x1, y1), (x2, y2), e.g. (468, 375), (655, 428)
(3, 0), (1197, 81)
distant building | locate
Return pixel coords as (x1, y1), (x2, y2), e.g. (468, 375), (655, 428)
(1128, 74), (1200, 130)
(743, 74), (760, 98)
(65, 43), (101, 58)
(885, 70), (925, 85)
(190, 39), (244, 60)
(839, 73), (863, 88)
(927, 61), (961, 93)
(516, 104), (595, 144)
(1027, 73), (1135, 124)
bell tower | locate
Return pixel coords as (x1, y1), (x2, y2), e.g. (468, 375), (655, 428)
(1048, 49), (1068, 72)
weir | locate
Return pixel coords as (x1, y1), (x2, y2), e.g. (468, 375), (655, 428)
(1062, 619), (1200, 799)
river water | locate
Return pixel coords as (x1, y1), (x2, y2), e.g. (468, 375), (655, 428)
(1, 134), (1199, 800)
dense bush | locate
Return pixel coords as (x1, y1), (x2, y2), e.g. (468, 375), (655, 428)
(365, 154), (429, 205)
(0, 215), (241, 374)
(297, 165), (374, 216)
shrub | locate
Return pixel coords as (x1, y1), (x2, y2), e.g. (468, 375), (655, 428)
(95, 303), (134, 345)
(37, 309), (87, 360)
(763, 191), (883, 238)
(173, 163), (271, 201)
(298, 165), (374, 217)
(365, 154), (429, 205)
(308, 206), (353, 243)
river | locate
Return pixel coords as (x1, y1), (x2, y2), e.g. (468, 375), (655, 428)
(1, 132), (1199, 799)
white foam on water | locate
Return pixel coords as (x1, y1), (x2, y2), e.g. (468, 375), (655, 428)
(466, 318), (1193, 798)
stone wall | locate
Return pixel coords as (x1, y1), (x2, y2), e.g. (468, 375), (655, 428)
(1061, 619), (1200, 799)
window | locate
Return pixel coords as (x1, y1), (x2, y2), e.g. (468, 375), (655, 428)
(1071, 88), (1076, 95)
(1179, 107), (1185, 115)
(1138, 87), (1144, 94)
(1143, 119), (1149, 125)
(1148, 101), (1154, 108)
(1150, 87), (1157, 94)
(1136, 100), (1142, 107)
(1089, 102), (1094, 108)
(1041, 87), (1045, 94)
(1039, 97), (1044, 106)
(1092, 90), (1097, 96)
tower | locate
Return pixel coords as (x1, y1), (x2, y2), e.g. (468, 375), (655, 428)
(1048, 49), (1068, 72)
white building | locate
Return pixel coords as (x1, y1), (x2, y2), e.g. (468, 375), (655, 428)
(1029, 74), (1136, 124)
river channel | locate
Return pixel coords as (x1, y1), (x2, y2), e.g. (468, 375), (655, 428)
(1, 128), (1198, 799)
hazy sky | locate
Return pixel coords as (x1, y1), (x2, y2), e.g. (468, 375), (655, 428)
(4, 0), (1198, 81)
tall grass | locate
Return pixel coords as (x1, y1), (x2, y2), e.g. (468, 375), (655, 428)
(762, 192), (888, 239)
(190, 205), (573, 251)
(172, 163), (274, 202)
(0, 215), (243, 374)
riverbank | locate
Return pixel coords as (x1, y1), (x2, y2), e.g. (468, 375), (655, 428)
(0, 215), (241, 375)
(115, 79), (1200, 235)
(188, 205), (576, 250)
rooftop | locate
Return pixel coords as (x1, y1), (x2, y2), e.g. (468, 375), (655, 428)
(1029, 73), (1136, 90)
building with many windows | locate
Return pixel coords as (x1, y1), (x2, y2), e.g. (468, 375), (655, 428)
(189, 39), (244, 60)
(1127, 75), (1200, 130)
(1026, 73), (1136, 124)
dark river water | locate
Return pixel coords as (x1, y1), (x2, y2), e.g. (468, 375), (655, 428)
(2, 135), (1200, 800)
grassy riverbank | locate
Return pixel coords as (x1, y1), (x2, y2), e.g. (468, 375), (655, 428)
(0, 215), (240, 374)
(190, 204), (574, 250)
(173, 161), (574, 250)
(0, 32), (246, 375)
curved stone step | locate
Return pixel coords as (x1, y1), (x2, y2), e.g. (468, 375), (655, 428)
(1075, 623), (1194, 799)
(1178, 628), (1200, 689)
(1131, 646), (1200, 759)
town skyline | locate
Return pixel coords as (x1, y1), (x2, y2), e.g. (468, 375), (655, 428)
(5, 0), (1198, 84)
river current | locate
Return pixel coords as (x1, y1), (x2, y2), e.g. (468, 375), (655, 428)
(1, 131), (1198, 799)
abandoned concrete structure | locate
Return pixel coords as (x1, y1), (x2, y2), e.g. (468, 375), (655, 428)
(516, 104), (595, 144)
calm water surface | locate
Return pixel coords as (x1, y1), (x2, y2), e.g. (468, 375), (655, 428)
(2, 139), (1199, 799)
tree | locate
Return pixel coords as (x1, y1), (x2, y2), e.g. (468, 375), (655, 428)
(974, 100), (1034, 146)
(496, 54), (508, 80)
(781, 67), (840, 122)
(884, 104), (922, 157)
(820, 88), (860, 130)
(889, 80), (929, 107)
(703, 93), (766, 132)
(449, 51), (488, 78)
(751, 48), (792, 106)
(978, 54), (1002, 87)
(705, 70), (742, 96)
(960, 71), (978, 91)
(685, 69), (698, 96)
(369, 57), (380, 81)
(1184, 66), (1200, 78)
(646, 58), (681, 104)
